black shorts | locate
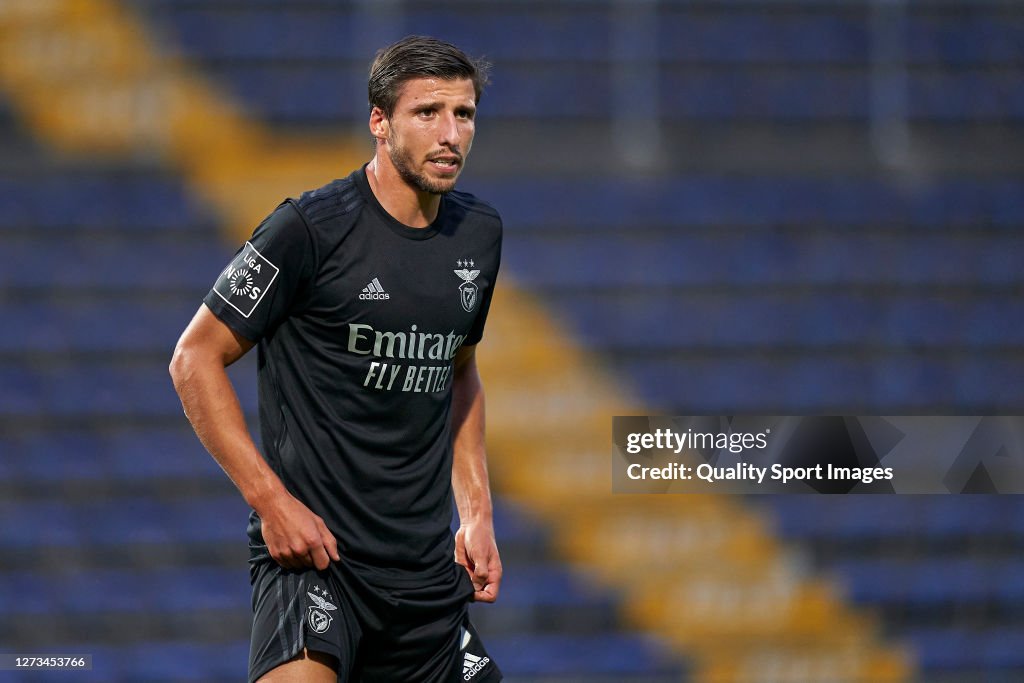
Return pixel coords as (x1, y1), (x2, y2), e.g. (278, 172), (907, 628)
(248, 558), (502, 683)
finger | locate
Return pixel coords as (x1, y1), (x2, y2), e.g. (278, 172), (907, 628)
(269, 547), (293, 571)
(325, 534), (341, 563)
(476, 560), (500, 602)
(472, 550), (490, 583)
(458, 562), (483, 592)
(317, 519), (341, 563)
(488, 560), (502, 584)
(277, 555), (300, 572)
(278, 546), (304, 570)
(311, 543), (330, 571)
(473, 584), (498, 603)
(281, 542), (314, 570)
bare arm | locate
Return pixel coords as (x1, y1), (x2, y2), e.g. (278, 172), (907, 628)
(451, 344), (501, 603)
(169, 304), (340, 570)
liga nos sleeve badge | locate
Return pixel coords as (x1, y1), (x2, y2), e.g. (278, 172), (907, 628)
(213, 242), (280, 318)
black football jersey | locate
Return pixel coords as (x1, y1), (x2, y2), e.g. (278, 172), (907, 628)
(203, 165), (502, 582)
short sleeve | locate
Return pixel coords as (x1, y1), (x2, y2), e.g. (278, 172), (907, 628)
(203, 200), (315, 343)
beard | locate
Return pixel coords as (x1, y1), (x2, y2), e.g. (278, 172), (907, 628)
(387, 135), (460, 195)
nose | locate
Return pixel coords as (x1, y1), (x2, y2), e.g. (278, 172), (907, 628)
(438, 112), (461, 147)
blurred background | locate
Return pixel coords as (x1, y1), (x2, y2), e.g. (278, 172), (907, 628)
(1, 0), (1023, 681)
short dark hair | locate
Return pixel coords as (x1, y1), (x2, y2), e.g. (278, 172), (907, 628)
(368, 36), (490, 117)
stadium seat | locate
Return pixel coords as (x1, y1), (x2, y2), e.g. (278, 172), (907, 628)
(0, 497), (248, 548)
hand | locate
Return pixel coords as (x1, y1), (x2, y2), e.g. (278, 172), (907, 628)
(257, 490), (341, 571)
(455, 522), (502, 603)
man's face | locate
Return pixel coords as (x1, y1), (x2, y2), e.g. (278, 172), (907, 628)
(382, 77), (476, 195)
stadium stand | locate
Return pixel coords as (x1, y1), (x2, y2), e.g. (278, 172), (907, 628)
(139, 3), (1024, 122)
(0, 7), (686, 683)
(2, 0), (1022, 681)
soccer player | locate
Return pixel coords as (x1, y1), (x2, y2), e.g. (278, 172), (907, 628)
(169, 36), (503, 683)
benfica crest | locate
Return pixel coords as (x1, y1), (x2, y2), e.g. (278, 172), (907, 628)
(306, 588), (337, 634)
(454, 259), (480, 313)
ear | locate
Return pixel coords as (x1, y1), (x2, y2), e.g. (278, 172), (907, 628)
(369, 106), (389, 143)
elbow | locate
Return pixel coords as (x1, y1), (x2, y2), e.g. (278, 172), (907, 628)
(169, 338), (198, 393)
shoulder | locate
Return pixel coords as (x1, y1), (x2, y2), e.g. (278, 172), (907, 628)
(446, 189), (502, 227)
(444, 190), (502, 257)
(293, 174), (366, 227)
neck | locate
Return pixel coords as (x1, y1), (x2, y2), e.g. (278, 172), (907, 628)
(365, 155), (442, 228)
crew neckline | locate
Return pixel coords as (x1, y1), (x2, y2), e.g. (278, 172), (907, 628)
(354, 163), (444, 241)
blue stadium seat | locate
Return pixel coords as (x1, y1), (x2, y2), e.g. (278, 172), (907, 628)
(406, 8), (612, 60)
(0, 497), (248, 548)
(906, 626), (1024, 671)
(660, 69), (871, 119)
(104, 426), (240, 479)
(911, 73), (1024, 119)
(982, 628), (1024, 669)
(1, 239), (229, 289)
(220, 65), (365, 121)
(617, 354), (1024, 413)
(489, 633), (683, 678)
(768, 497), (918, 542)
(27, 642), (249, 683)
(657, 14), (870, 63)
(835, 558), (1024, 607)
(0, 365), (44, 414)
(470, 177), (1024, 231)
(909, 627), (984, 671)
(0, 362), (258, 416)
(498, 564), (616, 609)
(956, 358), (1024, 407)
(907, 15), (1024, 64)
(0, 567), (247, 614)
(159, 10), (336, 60)
(0, 299), (204, 353)
(503, 233), (1023, 288)
(552, 292), (1024, 351)
(0, 175), (217, 231)
(0, 427), (231, 482)
(157, 7), (614, 62)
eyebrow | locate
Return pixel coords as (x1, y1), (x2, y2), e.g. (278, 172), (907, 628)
(409, 100), (476, 114)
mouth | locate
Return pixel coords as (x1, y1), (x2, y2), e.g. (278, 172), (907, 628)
(427, 156), (461, 173)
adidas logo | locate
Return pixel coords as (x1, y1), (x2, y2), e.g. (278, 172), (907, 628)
(359, 277), (390, 300)
(462, 652), (490, 680)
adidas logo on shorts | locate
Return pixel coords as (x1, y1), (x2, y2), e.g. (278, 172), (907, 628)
(462, 652), (490, 680)
(359, 277), (389, 300)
